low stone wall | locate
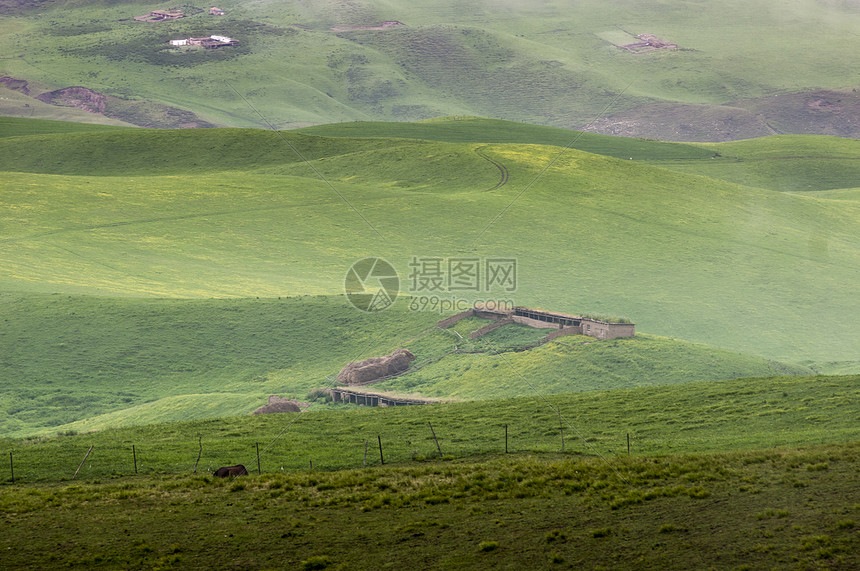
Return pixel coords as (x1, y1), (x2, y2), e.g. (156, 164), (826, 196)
(437, 309), (474, 329)
(469, 316), (514, 340)
(473, 309), (510, 320)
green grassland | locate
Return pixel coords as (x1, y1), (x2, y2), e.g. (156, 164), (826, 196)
(804, 188), (860, 202)
(661, 135), (860, 192)
(1, 1), (858, 135)
(1, 374), (858, 569)
(1, 372), (857, 567)
(0, 116), (134, 137)
(1, 119), (858, 369)
(0, 294), (811, 437)
(379, 330), (810, 400)
(299, 116), (718, 161)
(303, 117), (860, 192)
(2, 374), (857, 481)
(0, 294), (437, 435)
(0, 442), (856, 569)
(1, 3), (858, 565)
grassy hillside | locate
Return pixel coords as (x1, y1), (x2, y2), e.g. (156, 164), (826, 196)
(0, 124), (397, 175)
(0, 294), (437, 435)
(2, 371), (856, 568)
(3, 116), (857, 190)
(304, 117), (860, 191)
(0, 442), (856, 569)
(299, 117), (718, 161)
(381, 330), (810, 400)
(658, 135), (860, 192)
(0, 293), (810, 437)
(1, 121), (858, 368)
(0, 83), (139, 127)
(0, 1), (858, 137)
(0, 115), (133, 137)
(2, 374), (857, 481)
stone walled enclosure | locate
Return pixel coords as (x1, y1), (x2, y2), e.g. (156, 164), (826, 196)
(328, 306), (633, 408)
(438, 306), (634, 342)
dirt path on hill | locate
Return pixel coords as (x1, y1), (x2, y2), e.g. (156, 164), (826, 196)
(475, 146), (509, 191)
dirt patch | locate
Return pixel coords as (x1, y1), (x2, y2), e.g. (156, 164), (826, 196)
(37, 86), (106, 114)
(732, 89), (860, 138)
(584, 88), (860, 141)
(0, 76), (30, 96)
(32, 85), (216, 128)
(337, 349), (416, 385)
(583, 102), (774, 142)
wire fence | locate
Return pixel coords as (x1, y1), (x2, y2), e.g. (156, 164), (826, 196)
(1, 411), (632, 484)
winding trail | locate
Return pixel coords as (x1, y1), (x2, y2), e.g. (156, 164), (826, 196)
(474, 145), (509, 191)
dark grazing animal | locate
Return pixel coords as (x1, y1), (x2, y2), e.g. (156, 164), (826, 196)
(214, 464), (249, 477)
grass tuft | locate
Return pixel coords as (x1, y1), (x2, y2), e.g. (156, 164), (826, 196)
(301, 556), (333, 570)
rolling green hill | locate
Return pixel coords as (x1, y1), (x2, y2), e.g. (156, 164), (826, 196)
(659, 135), (860, 192)
(1, 119), (858, 369)
(0, 116), (133, 138)
(2, 3), (858, 565)
(302, 117), (860, 192)
(0, 293), (437, 435)
(0, 294), (811, 437)
(299, 117), (717, 161)
(1, 1), (858, 138)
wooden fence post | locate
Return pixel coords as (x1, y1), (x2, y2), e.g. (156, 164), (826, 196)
(363, 439), (368, 468)
(428, 422), (443, 459)
(627, 433), (630, 457)
(256, 443), (261, 474)
(132, 445), (138, 474)
(193, 435), (202, 474)
(9, 451), (14, 484)
(378, 435), (384, 465)
(73, 445), (94, 480)
(505, 424), (508, 454)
